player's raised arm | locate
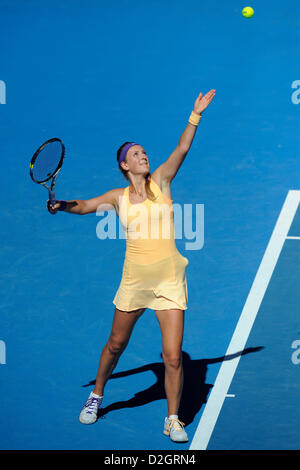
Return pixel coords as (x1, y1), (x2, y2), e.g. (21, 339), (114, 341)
(152, 89), (216, 184)
(47, 188), (120, 215)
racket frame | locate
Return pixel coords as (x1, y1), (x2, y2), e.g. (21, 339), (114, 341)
(29, 137), (65, 205)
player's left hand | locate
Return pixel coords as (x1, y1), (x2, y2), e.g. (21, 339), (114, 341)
(193, 89), (216, 115)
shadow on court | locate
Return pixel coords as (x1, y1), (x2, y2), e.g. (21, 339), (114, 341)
(83, 347), (264, 426)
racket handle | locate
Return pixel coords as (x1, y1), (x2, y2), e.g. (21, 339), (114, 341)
(49, 190), (56, 207)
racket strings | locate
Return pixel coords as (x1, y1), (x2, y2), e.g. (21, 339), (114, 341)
(32, 141), (63, 182)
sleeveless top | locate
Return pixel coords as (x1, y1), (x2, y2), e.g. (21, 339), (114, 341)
(112, 177), (189, 311)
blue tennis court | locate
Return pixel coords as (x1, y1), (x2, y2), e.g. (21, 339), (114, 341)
(1, 0), (300, 451)
(190, 191), (300, 450)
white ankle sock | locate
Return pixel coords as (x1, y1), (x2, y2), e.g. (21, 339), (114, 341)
(91, 392), (103, 399)
(168, 414), (178, 420)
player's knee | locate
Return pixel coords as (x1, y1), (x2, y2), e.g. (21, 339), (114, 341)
(107, 336), (127, 355)
(162, 351), (182, 370)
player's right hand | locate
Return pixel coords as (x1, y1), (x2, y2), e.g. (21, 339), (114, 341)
(47, 199), (62, 214)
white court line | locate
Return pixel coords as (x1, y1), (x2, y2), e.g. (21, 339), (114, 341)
(189, 190), (300, 450)
(286, 236), (300, 239)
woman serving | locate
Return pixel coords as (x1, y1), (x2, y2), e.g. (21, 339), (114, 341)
(48, 89), (215, 442)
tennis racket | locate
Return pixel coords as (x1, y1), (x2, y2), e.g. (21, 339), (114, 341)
(29, 138), (65, 213)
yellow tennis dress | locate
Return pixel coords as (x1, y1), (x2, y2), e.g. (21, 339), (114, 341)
(112, 177), (189, 311)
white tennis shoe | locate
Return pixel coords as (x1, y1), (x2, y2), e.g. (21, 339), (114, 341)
(163, 417), (188, 442)
(79, 392), (103, 424)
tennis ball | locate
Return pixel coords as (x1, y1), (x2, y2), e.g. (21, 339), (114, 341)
(242, 6), (254, 18)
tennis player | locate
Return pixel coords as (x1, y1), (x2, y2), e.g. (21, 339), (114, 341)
(48, 89), (215, 442)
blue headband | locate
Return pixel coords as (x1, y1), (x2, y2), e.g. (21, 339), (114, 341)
(118, 142), (139, 164)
